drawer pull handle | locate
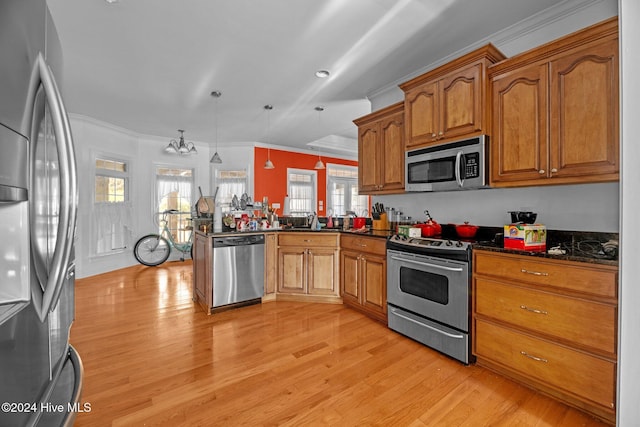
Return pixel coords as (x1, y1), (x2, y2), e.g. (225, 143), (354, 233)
(520, 351), (548, 363)
(520, 305), (548, 315)
(520, 268), (549, 277)
(303, 239), (312, 242)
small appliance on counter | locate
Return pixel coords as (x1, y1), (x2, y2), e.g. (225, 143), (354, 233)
(504, 211), (546, 252)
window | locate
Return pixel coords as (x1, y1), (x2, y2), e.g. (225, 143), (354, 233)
(327, 164), (368, 216)
(287, 169), (317, 216)
(156, 167), (193, 244)
(215, 169), (248, 212)
(93, 157), (132, 255)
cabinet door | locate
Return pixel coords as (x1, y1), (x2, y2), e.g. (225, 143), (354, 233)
(379, 111), (405, 191)
(308, 249), (338, 296)
(278, 247), (306, 294)
(440, 63), (483, 140)
(491, 64), (548, 185)
(549, 39), (619, 180)
(404, 82), (438, 148)
(193, 233), (211, 312)
(358, 122), (380, 193)
(264, 233), (277, 294)
(361, 254), (386, 316)
(341, 250), (360, 303)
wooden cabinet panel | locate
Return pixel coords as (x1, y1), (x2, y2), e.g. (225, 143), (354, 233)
(264, 233), (278, 295)
(405, 83), (438, 145)
(491, 63), (548, 183)
(475, 319), (616, 412)
(549, 39), (619, 179)
(192, 232), (212, 313)
(475, 278), (616, 355)
(308, 249), (339, 295)
(400, 44), (505, 149)
(441, 63), (483, 139)
(341, 251), (360, 303)
(380, 111), (405, 191)
(362, 256), (386, 313)
(489, 17), (619, 187)
(473, 249), (618, 424)
(354, 102), (405, 194)
(340, 235), (387, 322)
(474, 251), (618, 299)
(276, 232), (340, 299)
(278, 233), (338, 248)
(278, 248), (306, 293)
(358, 122), (380, 192)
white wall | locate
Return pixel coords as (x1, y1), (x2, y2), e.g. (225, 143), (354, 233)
(371, 0), (620, 233)
(379, 183), (619, 232)
(70, 115), (246, 278)
(618, 0), (640, 424)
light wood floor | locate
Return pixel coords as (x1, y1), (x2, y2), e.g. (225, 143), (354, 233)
(71, 261), (607, 426)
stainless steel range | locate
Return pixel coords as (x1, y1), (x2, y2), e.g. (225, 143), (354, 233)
(386, 234), (472, 364)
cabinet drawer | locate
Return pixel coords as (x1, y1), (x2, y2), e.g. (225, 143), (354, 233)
(474, 251), (618, 299)
(340, 235), (386, 255)
(278, 233), (338, 248)
(475, 278), (616, 355)
(475, 319), (616, 411)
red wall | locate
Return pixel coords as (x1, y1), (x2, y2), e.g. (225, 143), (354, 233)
(254, 147), (358, 215)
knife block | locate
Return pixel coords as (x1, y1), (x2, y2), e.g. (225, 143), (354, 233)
(372, 213), (389, 230)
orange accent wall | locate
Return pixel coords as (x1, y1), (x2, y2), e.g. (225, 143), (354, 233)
(254, 147), (358, 215)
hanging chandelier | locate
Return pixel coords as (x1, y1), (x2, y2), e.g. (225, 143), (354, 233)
(165, 129), (197, 155)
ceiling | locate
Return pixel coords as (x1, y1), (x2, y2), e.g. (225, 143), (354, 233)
(46, 0), (567, 157)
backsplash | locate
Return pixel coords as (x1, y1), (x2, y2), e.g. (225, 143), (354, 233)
(374, 182), (619, 233)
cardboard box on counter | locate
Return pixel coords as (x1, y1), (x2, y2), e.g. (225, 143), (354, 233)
(504, 224), (547, 252)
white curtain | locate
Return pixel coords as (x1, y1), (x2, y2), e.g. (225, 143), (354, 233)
(156, 175), (193, 212)
(92, 201), (133, 254)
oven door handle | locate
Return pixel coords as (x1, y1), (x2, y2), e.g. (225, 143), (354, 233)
(390, 308), (465, 339)
(390, 255), (464, 272)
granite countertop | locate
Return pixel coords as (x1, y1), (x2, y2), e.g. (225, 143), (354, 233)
(195, 225), (618, 267)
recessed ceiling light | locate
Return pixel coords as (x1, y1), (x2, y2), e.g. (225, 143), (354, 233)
(105, 0), (120, 3)
(315, 70), (330, 78)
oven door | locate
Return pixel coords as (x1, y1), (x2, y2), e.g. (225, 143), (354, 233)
(387, 249), (469, 332)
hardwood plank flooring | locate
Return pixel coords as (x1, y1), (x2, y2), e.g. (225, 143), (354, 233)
(71, 261), (607, 426)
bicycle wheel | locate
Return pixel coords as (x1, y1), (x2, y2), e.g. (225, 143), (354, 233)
(134, 234), (171, 266)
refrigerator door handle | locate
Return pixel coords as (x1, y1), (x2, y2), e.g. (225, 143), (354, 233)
(28, 53), (78, 320)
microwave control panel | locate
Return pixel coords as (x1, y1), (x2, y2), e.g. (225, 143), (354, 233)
(464, 153), (480, 178)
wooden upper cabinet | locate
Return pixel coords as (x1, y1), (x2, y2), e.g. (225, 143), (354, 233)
(354, 102), (404, 194)
(490, 17), (619, 187)
(400, 44), (505, 149)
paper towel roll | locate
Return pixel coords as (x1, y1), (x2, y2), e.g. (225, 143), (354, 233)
(213, 204), (222, 232)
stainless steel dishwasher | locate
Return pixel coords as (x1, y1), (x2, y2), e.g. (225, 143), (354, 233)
(212, 233), (265, 308)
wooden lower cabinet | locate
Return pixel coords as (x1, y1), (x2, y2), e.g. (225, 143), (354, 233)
(472, 250), (618, 424)
(192, 231), (212, 313)
(277, 233), (340, 302)
(340, 234), (387, 322)
(263, 233), (278, 298)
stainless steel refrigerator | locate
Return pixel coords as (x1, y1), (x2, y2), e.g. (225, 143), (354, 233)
(1, 0), (82, 425)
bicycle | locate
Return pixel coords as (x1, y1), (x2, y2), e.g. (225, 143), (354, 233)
(133, 209), (194, 266)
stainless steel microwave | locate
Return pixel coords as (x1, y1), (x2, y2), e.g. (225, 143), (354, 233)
(405, 135), (488, 192)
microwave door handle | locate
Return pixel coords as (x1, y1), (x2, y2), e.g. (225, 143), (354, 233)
(455, 151), (464, 187)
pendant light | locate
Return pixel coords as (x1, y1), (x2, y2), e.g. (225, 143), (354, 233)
(264, 104), (275, 169)
(313, 106), (325, 170)
(209, 90), (223, 164)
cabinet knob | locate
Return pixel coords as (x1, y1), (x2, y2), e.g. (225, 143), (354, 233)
(551, 168), (558, 173)
(538, 170), (545, 174)
(438, 131), (443, 136)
